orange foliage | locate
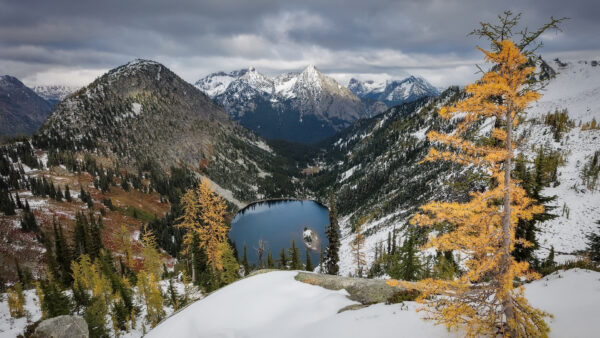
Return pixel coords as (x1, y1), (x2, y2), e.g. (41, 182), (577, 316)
(388, 40), (550, 337)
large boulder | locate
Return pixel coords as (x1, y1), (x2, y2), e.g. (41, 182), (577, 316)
(294, 271), (418, 305)
(34, 315), (88, 338)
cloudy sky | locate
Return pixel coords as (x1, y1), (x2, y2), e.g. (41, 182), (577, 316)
(1, 0), (598, 88)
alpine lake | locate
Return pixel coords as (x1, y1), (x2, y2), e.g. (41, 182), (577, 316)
(229, 200), (330, 267)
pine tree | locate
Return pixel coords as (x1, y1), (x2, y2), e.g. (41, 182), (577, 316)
(389, 229), (422, 281)
(266, 250), (275, 268)
(305, 248), (314, 271)
(20, 207), (38, 232)
(167, 279), (180, 311)
(53, 219), (73, 286)
(242, 244), (250, 276)
(15, 192), (23, 209)
(217, 242), (240, 286)
(324, 192), (340, 275)
(278, 247), (288, 269)
(289, 240), (302, 270)
(7, 282), (26, 318)
(388, 39), (551, 337)
(0, 190), (16, 215)
(65, 184), (72, 202)
(179, 178), (229, 272)
(40, 278), (71, 318)
(350, 218), (366, 277)
(588, 221), (600, 263)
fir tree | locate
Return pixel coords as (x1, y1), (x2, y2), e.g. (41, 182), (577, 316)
(15, 192), (23, 209)
(305, 248), (314, 271)
(0, 190), (16, 215)
(168, 279), (180, 311)
(20, 207), (38, 232)
(278, 247), (288, 269)
(40, 278), (71, 318)
(65, 184), (72, 202)
(324, 192), (340, 275)
(53, 219), (73, 286)
(85, 296), (109, 338)
(242, 244), (250, 276)
(266, 250), (275, 268)
(588, 221), (600, 263)
(289, 240), (302, 270)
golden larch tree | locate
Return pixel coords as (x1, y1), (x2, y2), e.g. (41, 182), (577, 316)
(178, 178), (229, 271)
(388, 40), (550, 337)
(350, 217), (367, 277)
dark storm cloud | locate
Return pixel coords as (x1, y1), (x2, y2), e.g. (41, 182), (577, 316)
(0, 0), (598, 87)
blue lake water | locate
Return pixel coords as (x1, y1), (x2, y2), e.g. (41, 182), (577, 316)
(229, 200), (330, 267)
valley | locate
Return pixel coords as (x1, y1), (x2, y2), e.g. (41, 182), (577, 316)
(0, 6), (599, 337)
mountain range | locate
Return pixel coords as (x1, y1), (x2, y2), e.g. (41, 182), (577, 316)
(196, 66), (439, 143)
(348, 76), (440, 115)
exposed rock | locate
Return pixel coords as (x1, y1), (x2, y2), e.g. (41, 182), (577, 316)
(34, 315), (88, 338)
(294, 271), (417, 305)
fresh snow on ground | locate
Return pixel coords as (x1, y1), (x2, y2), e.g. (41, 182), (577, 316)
(146, 269), (600, 338)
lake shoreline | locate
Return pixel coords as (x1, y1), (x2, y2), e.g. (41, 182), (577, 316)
(239, 198), (328, 213)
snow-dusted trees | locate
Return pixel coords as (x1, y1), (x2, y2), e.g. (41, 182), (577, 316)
(324, 192), (340, 275)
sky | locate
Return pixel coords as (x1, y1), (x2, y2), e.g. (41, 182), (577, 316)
(0, 0), (598, 89)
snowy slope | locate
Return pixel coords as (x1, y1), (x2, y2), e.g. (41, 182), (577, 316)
(519, 59), (600, 261)
(32, 85), (77, 103)
(147, 269), (600, 338)
(332, 59), (600, 274)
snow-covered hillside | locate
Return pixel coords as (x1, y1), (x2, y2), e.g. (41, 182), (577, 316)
(31, 85), (77, 103)
(330, 58), (600, 275)
(519, 59), (600, 261)
(146, 269), (600, 338)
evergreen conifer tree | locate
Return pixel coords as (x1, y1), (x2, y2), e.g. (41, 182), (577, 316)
(588, 221), (600, 263)
(65, 184), (72, 202)
(305, 248), (314, 271)
(278, 247), (288, 269)
(324, 192), (340, 275)
(267, 250), (275, 268)
(289, 240), (302, 270)
(242, 244), (250, 276)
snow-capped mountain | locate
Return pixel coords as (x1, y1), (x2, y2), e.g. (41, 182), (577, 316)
(32, 85), (77, 106)
(348, 76), (440, 115)
(196, 65), (366, 144)
(0, 75), (53, 138)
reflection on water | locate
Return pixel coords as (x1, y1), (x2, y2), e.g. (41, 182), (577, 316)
(229, 200), (330, 266)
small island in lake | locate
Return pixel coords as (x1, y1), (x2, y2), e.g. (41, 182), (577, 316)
(302, 227), (320, 251)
